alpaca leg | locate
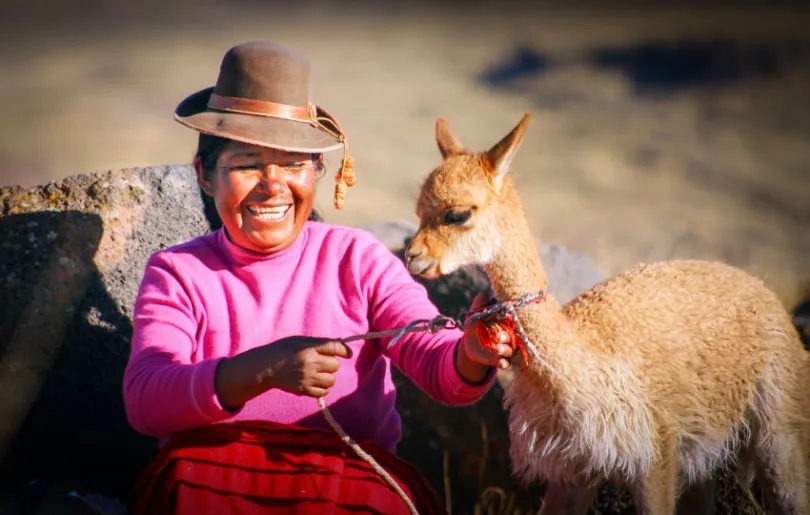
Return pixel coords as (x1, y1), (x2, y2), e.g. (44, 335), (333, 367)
(539, 482), (599, 515)
(753, 431), (808, 515)
(632, 475), (677, 515)
(631, 449), (679, 515)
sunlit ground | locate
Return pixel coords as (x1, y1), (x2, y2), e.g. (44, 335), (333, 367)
(1, 1), (808, 305)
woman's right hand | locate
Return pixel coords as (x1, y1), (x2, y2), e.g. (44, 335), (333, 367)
(214, 336), (353, 411)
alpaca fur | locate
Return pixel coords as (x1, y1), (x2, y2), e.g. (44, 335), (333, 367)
(404, 113), (810, 515)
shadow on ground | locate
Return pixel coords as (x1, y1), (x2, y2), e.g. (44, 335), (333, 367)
(480, 36), (810, 94)
(590, 37), (810, 94)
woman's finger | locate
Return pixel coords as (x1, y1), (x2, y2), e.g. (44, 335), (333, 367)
(316, 356), (341, 374)
(312, 372), (336, 389)
(497, 344), (514, 358)
(495, 330), (511, 344)
(305, 386), (329, 398)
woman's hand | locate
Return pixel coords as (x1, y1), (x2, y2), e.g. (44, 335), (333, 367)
(456, 292), (514, 384)
(215, 336), (352, 411)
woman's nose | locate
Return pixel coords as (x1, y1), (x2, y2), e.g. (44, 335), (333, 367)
(258, 165), (287, 193)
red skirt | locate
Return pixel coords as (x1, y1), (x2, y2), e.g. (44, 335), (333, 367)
(131, 420), (446, 515)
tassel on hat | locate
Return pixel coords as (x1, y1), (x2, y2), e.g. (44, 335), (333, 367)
(307, 106), (355, 210)
(333, 144), (355, 210)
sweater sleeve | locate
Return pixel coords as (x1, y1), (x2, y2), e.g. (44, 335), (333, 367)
(122, 252), (239, 438)
(358, 236), (496, 406)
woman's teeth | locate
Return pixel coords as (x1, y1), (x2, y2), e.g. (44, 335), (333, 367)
(247, 205), (290, 221)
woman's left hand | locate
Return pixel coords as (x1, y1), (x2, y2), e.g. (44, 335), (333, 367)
(456, 292), (514, 383)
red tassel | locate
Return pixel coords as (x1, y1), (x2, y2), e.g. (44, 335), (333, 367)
(474, 315), (529, 364)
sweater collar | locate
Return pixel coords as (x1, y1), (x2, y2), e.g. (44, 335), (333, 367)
(215, 223), (310, 266)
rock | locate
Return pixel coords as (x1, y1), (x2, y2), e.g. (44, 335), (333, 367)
(0, 165), (211, 498)
(359, 219), (420, 252)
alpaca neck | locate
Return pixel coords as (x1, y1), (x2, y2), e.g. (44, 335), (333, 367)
(483, 189), (548, 301)
(482, 187), (581, 379)
(485, 231), (547, 301)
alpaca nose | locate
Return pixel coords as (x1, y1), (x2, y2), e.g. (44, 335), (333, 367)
(404, 245), (424, 265)
(404, 244), (434, 276)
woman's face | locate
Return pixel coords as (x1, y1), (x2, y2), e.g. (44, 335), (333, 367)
(195, 141), (320, 254)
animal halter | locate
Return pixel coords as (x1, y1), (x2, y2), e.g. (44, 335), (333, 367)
(366, 290), (549, 366)
(463, 291), (547, 365)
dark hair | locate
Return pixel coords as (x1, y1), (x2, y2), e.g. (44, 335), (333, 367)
(195, 134), (230, 230)
(194, 133), (324, 230)
(196, 133), (231, 182)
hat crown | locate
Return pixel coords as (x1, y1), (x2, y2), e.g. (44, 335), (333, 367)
(213, 41), (311, 107)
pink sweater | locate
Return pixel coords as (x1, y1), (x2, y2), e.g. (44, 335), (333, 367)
(123, 221), (494, 452)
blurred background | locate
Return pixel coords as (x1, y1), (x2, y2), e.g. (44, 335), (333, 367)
(1, 0), (809, 307)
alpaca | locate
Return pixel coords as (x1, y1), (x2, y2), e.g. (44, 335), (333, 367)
(403, 113), (810, 515)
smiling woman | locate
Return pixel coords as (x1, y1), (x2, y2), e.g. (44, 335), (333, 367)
(195, 137), (324, 254)
(123, 41), (513, 515)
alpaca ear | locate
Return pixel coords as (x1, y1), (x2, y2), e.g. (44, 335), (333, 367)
(485, 113), (532, 189)
(435, 117), (466, 159)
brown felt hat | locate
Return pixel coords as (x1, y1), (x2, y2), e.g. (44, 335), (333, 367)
(174, 41), (355, 209)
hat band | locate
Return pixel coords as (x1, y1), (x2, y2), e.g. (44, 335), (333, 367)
(207, 94), (317, 125)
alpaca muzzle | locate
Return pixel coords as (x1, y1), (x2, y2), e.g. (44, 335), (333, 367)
(403, 245), (436, 277)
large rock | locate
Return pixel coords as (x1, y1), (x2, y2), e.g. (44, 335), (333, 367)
(0, 166), (211, 499)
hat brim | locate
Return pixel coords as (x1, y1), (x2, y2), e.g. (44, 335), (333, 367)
(174, 87), (343, 153)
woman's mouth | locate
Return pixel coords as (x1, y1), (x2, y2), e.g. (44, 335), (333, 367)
(246, 204), (291, 222)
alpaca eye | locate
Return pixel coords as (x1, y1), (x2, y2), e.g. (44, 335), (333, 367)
(443, 209), (473, 226)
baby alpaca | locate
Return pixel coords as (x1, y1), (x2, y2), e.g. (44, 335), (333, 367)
(404, 113), (810, 515)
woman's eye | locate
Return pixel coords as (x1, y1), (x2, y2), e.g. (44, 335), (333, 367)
(231, 164), (261, 171)
(224, 162), (311, 174)
(443, 209), (473, 225)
